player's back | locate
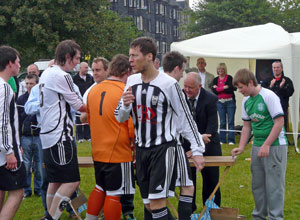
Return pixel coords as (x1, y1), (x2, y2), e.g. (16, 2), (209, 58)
(87, 80), (134, 163)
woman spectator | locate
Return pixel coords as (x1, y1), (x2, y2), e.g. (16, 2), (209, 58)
(212, 63), (236, 145)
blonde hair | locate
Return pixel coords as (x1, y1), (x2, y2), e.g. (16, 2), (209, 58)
(217, 63), (227, 75)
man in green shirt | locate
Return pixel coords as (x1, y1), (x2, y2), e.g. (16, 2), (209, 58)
(231, 68), (287, 220)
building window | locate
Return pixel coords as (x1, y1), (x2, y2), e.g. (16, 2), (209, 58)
(173, 9), (176, 19)
(162, 42), (166, 54)
(169, 8), (172, 19)
(161, 21), (165, 34)
(141, 0), (145, 9)
(160, 4), (164, 15)
(156, 20), (160, 33)
(136, 0), (140, 8)
(124, 0), (127, 6)
(129, 0), (133, 7)
(156, 3), (159, 14)
(133, 0), (136, 7)
(136, 16), (143, 30)
(148, 2), (151, 13)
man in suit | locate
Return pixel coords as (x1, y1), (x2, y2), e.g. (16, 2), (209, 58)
(196, 57), (214, 92)
(183, 72), (222, 210)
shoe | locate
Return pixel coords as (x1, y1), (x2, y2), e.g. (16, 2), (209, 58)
(220, 142), (224, 145)
(123, 214), (136, 220)
(78, 139), (84, 143)
(86, 139), (91, 142)
(34, 191), (42, 197)
(23, 192), (32, 199)
(228, 142), (235, 145)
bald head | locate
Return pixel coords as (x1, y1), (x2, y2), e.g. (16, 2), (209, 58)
(79, 62), (89, 76)
(184, 72), (202, 99)
(27, 64), (40, 76)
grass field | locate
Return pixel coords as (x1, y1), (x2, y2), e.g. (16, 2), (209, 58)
(13, 138), (300, 220)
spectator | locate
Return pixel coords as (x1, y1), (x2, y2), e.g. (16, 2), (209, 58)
(212, 63), (236, 145)
(73, 62), (94, 143)
(261, 61), (294, 131)
(16, 74), (42, 199)
(19, 64), (40, 97)
(183, 72), (222, 210)
(196, 57), (214, 92)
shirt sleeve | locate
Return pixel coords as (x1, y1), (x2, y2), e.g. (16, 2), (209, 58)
(241, 97), (250, 121)
(264, 91), (284, 119)
(0, 84), (14, 154)
(114, 81), (132, 123)
(55, 74), (84, 111)
(169, 83), (205, 156)
(25, 84), (40, 115)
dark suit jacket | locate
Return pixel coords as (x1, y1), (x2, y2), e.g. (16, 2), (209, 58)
(183, 88), (222, 157)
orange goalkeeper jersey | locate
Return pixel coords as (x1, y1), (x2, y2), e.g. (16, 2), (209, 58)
(87, 80), (134, 163)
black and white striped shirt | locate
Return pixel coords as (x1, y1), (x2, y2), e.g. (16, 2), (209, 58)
(39, 65), (83, 149)
(0, 77), (22, 166)
(115, 72), (205, 156)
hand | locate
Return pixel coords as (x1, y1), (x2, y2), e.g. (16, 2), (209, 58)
(186, 150), (192, 158)
(122, 87), (135, 107)
(192, 155), (205, 171)
(5, 153), (17, 170)
(213, 85), (217, 89)
(231, 147), (244, 157)
(270, 79), (276, 88)
(202, 134), (211, 144)
(258, 145), (270, 158)
(280, 78), (285, 88)
(223, 85), (229, 89)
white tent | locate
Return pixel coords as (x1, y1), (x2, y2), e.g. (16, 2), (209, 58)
(171, 23), (300, 150)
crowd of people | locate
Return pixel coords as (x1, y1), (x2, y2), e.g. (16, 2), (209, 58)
(0, 36), (294, 220)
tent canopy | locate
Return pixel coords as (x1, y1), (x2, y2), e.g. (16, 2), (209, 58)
(171, 23), (300, 148)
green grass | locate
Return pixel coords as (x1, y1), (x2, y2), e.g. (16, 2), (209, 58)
(12, 139), (300, 219)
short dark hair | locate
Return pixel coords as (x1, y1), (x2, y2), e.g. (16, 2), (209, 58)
(162, 51), (187, 73)
(93, 57), (109, 70)
(233, 68), (258, 87)
(108, 54), (131, 77)
(0, 46), (20, 71)
(130, 37), (157, 61)
(55, 40), (81, 66)
(26, 73), (39, 84)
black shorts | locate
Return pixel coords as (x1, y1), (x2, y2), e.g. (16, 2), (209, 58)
(0, 162), (26, 191)
(136, 141), (177, 203)
(43, 140), (80, 183)
(94, 161), (135, 196)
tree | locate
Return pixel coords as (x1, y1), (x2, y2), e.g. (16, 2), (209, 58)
(0, 0), (141, 69)
(185, 0), (280, 38)
(271, 0), (300, 33)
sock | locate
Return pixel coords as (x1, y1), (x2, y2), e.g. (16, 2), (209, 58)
(144, 206), (152, 220)
(152, 207), (168, 220)
(104, 195), (121, 220)
(167, 207), (175, 220)
(86, 185), (105, 218)
(178, 195), (193, 220)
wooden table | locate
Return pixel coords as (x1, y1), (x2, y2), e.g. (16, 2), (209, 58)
(77, 156), (236, 219)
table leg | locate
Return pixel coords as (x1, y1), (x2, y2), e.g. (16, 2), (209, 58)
(197, 166), (231, 220)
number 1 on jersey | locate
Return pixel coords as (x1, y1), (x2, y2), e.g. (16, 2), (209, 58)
(99, 91), (106, 115)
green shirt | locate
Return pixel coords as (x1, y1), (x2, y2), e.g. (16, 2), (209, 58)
(8, 77), (17, 93)
(242, 87), (287, 146)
